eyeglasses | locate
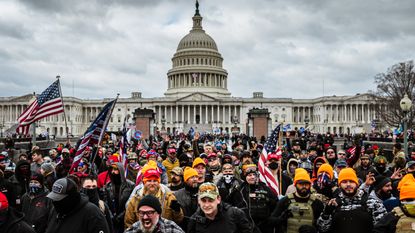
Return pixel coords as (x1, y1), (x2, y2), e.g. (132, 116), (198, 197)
(338, 153), (346, 156)
(138, 210), (157, 217)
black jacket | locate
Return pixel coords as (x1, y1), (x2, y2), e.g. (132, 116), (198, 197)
(21, 190), (53, 233)
(187, 203), (252, 233)
(0, 207), (36, 233)
(45, 196), (110, 233)
(175, 185), (199, 231)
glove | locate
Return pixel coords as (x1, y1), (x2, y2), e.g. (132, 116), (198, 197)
(170, 200), (181, 212)
(282, 209), (293, 219)
(323, 203), (336, 215)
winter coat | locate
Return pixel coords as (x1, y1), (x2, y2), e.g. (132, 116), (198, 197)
(175, 185), (199, 231)
(101, 162), (134, 232)
(317, 189), (387, 233)
(21, 190), (53, 233)
(124, 184), (184, 229)
(162, 157), (180, 183)
(0, 207), (36, 233)
(45, 196), (110, 233)
(187, 203), (252, 233)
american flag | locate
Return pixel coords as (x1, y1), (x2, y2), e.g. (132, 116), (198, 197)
(258, 124), (281, 196)
(70, 99), (117, 173)
(16, 80), (64, 135)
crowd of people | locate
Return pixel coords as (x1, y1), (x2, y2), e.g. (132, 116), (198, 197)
(0, 131), (414, 233)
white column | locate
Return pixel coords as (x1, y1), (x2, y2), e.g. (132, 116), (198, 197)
(199, 105), (202, 123)
(211, 105), (214, 122)
(193, 105), (196, 124)
(217, 105), (220, 122)
(175, 105), (178, 123)
(222, 105), (225, 123)
(187, 105), (190, 124)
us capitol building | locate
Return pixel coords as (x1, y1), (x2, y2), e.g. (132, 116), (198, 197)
(0, 4), (384, 139)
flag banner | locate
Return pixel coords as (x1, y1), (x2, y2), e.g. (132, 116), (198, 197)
(16, 80), (64, 135)
(70, 99), (117, 173)
(258, 124), (281, 196)
(119, 116), (130, 176)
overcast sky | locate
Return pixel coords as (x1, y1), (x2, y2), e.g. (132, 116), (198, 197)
(0, 0), (414, 100)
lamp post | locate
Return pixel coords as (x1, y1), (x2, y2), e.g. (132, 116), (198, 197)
(400, 94), (412, 156)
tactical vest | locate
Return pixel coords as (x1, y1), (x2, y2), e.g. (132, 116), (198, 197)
(286, 193), (315, 233)
(394, 206), (415, 233)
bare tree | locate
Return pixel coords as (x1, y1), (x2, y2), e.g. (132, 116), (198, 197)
(370, 60), (415, 129)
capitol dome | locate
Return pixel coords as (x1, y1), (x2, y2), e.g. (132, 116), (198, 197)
(177, 30), (218, 51)
(164, 1), (231, 99)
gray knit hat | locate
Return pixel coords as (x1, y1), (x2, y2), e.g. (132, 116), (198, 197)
(41, 162), (55, 175)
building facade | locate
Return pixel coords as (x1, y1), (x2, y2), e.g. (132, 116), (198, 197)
(0, 4), (385, 139)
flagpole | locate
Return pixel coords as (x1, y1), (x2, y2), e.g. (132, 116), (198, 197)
(89, 94), (119, 174)
(31, 92), (37, 146)
(278, 123), (283, 195)
(56, 76), (69, 141)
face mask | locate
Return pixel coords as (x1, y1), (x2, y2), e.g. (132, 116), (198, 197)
(269, 162), (279, 170)
(376, 165), (386, 174)
(81, 188), (99, 205)
(29, 183), (43, 194)
(289, 166), (296, 174)
(317, 173), (331, 189)
(403, 202), (415, 216)
(223, 174), (234, 184)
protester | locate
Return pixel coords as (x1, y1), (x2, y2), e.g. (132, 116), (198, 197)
(0, 192), (36, 233)
(125, 195), (184, 233)
(45, 178), (110, 233)
(187, 182), (252, 233)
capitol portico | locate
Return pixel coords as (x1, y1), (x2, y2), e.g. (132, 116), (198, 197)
(0, 3), (386, 139)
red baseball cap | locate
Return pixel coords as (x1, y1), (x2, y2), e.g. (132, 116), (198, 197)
(268, 152), (281, 161)
(0, 192), (9, 211)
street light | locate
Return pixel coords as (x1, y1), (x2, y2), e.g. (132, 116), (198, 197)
(400, 94), (412, 156)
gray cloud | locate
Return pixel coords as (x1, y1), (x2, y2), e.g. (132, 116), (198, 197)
(0, 0), (414, 100)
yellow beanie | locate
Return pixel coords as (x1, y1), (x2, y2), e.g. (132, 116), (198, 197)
(294, 168), (311, 185)
(183, 167), (199, 182)
(399, 180), (415, 200)
(338, 168), (358, 185)
(192, 157), (206, 168)
(317, 163), (334, 179)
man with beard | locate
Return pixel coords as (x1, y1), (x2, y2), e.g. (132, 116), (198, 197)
(229, 164), (277, 233)
(216, 163), (242, 203)
(125, 195), (184, 233)
(45, 178), (110, 233)
(8, 160), (31, 210)
(206, 153), (222, 184)
(355, 153), (373, 181)
(370, 155), (393, 177)
(125, 165), (184, 229)
(175, 167), (200, 231)
(271, 168), (324, 233)
(168, 167), (184, 192)
(188, 182), (252, 233)
(369, 175), (399, 212)
(102, 162), (135, 233)
(81, 176), (113, 233)
(317, 168), (387, 233)
(21, 173), (52, 233)
(373, 179), (415, 233)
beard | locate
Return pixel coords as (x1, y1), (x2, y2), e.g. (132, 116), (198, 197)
(296, 187), (311, 197)
(139, 218), (158, 233)
(171, 177), (181, 185)
(341, 187), (357, 197)
(377, 190), (392, 200)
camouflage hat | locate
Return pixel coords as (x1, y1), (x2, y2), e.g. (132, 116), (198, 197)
(198, 182), (219, 200)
